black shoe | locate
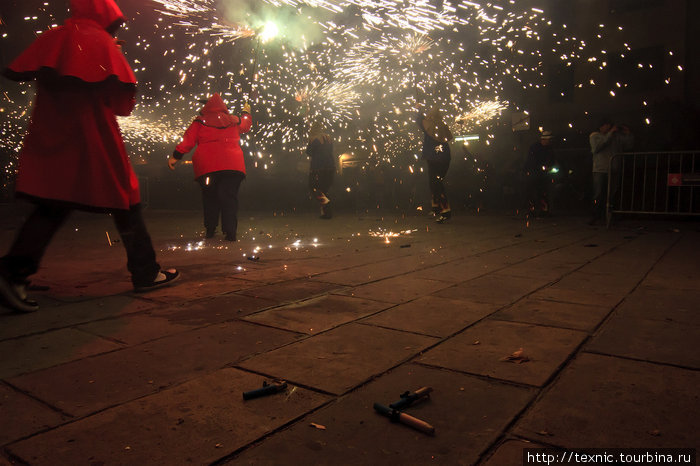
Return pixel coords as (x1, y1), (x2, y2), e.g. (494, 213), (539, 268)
(224, 233), (237, 241)
(205, 229), (216, 239)
(0, 275), (39, 312)
(134, 269), (180, 293)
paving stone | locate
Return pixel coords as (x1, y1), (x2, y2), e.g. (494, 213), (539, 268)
(77, 314), (198, 346)
(26, 260), (133, 303)
(339, 275), (451, 304)
(0, 383), (68, 446)
(148, 293), (278, 325)
(8, 322), (302, 417)
(0, 329), (123, 380)
(417, 320), (586, 387)
(361, 296), (499, 337)
(482, 439), (548, 466)
(237, 323), (439, 395)
(497, 261), (575, 281)
(634, 234), (700, 291)
(555, 270), (643, 294)
(6, 368), (330, 465)
(491, 298), (611, 332)
(434, 273), (551, 306)
(243, 295), (390, 334)
(138, 276), (255, 304)
(237, 279), (344, 303)
(586, 315), (700, 369)
(643, 266), (700, 291)
(0, 296), (156, 342)
(311, 254), (436, 286)
(579, 233), (677, 279)
(228, 364), (535, 466)
(528, 286), (625, 308)
(406, 260), (493, 283)
(513, 353), (700, 448)
(612, 287), (700, 325)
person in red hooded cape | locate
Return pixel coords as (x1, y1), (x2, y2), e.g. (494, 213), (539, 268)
(0, 0), (179, 313)
(168, 94), (252, 241)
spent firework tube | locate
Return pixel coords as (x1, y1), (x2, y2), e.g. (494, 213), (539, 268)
(389, 386), (433, 410)
(373, 402), (436, 435)
(242, 381), (287, 400)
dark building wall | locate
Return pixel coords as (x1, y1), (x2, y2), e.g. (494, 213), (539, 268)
(519, 0), (695, 146)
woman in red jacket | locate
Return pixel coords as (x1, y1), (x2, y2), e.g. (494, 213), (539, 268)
(0, 0), (179, 313)
(169, 94), (252, 241)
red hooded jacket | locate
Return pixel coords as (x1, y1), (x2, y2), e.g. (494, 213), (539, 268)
(4, 0), (140, 211)
(174, 93), (252, 179)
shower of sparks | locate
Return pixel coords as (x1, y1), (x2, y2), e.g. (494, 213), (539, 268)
(368, 228), (416, 239)
(0, 0), (685, 193)
(453, 100), (507, 132)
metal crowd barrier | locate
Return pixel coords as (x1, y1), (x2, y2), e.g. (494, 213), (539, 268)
(607, 151), (700, 226)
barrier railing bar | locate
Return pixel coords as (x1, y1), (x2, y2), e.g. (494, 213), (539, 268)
(641, 155), (647, 210)
(664, 154), (671, 212)
(653, 154), (659, 212)
(691, 154), (696, 212)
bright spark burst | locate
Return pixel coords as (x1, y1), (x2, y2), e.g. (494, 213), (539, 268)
(0, 0), (683, 190)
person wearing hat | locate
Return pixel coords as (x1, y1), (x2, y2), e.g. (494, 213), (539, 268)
(0, 0), (180, 313)
(417, 106), (453, 223)
(306, 122), (335, 219)
(589, 118), (633, 225)
(169, 94), (252, 241)
(524, 130), (555, 216)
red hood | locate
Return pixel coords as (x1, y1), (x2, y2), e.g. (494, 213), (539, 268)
(197, 93), (238, 127)
(70, 0), (126, 31)
(200, 93), (229, 114)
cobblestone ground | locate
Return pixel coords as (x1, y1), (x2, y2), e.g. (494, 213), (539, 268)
(1, 206), (698, 465)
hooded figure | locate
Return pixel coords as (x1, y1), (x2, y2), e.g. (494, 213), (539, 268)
(0, 0), (179, 314)
(305, 122), (335, 219)
(169, 94), (252, 240)
(417, 106), (453, 223)
(5, 0), (139, 210)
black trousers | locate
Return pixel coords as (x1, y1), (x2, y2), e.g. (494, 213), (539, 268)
(309, 168), (334, 203)
(198, 171), (245, 236)
(427, 159), (450, 212)
(525, 172), (550, 213)
(0, 203), (160, 287)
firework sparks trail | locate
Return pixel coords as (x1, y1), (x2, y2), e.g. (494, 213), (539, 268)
(454, 100), (508, 132)
(0, 0), (683, 185)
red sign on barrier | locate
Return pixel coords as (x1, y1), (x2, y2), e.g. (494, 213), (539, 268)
(667, 173), (682, 186)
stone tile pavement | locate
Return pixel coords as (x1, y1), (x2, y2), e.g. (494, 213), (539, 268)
(1, 207), (698, 465)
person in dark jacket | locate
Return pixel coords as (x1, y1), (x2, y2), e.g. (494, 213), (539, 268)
(0, 0), (179, 313)
(306, 122), (335, 219)
(524, 130), (555, 216)
(418, 106), (453, 223)
(169, 94), (252, 241)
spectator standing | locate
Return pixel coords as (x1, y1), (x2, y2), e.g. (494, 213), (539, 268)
(306, 122), (335, 219)
(418, 106), (453, 223)
(589, 118), (634, 224)
(524, 130), (555, 216)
